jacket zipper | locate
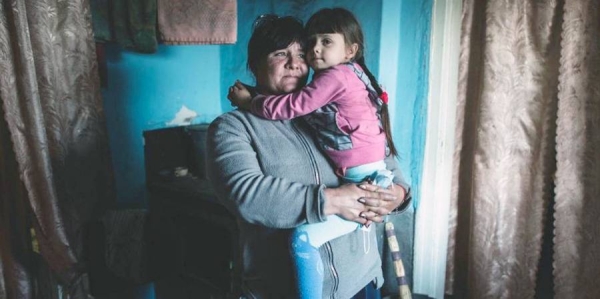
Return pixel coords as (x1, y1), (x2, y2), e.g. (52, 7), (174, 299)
(291, 120), (339, 298)
(291, 120), (321, 193)
(324, 242), (338, 298)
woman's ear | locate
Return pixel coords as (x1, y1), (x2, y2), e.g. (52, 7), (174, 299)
(346, 43), (359, 60)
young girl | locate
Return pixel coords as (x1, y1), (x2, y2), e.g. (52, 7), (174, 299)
(229, 7), (402, 298)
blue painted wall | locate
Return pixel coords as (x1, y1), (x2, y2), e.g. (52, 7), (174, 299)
(101, 0), (431, 297)
(221, 0), (383, 111)
(103, 45), (223, 205)
(103, 0), (385, 206)
(392, 0), (433, 208)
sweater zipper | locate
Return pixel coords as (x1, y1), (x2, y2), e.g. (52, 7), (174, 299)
(324, 242), (338, 298)
(291, 120), (321, 188)
(291, 120), (339, 298)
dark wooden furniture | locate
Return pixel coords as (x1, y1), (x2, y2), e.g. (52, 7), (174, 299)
(143, 125), (239, 299)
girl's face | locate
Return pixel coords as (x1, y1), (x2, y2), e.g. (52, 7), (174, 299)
(255, 42), (309, 95)
(307, 33), (357, 72)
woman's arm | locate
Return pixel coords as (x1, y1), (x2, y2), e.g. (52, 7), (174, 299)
(381, 154), (412, 213)
(384, 154), (410, 193)
(206, 112), (396, 228)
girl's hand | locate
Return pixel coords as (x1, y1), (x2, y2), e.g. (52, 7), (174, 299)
(323, 184), (397, 225)
(227, 80), (253, 110)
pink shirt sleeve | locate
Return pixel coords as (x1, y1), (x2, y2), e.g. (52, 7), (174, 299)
(250, 67), (348, 120)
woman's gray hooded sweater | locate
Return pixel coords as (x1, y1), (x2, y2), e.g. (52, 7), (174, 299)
(206, 110), (408, 298)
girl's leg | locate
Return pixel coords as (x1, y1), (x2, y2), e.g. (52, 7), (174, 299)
(291, 215), (360, 299)
(291, 161), (392, 299)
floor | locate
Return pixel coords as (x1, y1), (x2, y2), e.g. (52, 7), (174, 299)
(93, 275), (228, 299)
(94, 285), (433, 299)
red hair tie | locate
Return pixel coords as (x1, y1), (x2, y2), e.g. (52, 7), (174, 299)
(380, 91), (389, 104)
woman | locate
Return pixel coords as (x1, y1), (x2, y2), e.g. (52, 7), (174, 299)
(206, 14), (410, 298)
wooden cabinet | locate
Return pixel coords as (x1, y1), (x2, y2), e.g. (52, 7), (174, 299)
(144, 125), (239, 299)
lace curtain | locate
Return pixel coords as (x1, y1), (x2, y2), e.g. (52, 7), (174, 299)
(0, 0), (113, 297)
(446, 0), (600, 298)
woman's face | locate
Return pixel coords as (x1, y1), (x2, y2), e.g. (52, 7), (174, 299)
(255, 42), (309, 95)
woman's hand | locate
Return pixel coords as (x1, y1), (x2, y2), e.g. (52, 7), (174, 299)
(323, 184), (397, 225)
(357, 183), (407, 223)
(227, 80), (253, 110)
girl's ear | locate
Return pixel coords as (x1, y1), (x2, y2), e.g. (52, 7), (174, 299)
(346, 43), (359, 60)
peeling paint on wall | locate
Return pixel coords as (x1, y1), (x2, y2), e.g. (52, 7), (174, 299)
(166, 105), (198, 126)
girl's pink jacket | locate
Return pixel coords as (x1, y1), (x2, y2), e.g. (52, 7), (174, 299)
(249, 63), (387, 170)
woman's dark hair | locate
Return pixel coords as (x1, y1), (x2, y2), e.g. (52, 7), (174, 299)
(247, 15), (306, 76)
(306, 8), (398, 157)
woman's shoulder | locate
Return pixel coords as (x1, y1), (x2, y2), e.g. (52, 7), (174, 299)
(212, 109), (246, 122)
(217, 107), (282, 121)
(209, 110), (250, 132)
(210, 109), (292, 134)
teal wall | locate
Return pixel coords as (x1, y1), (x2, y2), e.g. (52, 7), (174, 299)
(101, 0), (432, 296)
(103, 0), (384, 206)
(392, 0), (433, 208)
(103, 45), (223, 205)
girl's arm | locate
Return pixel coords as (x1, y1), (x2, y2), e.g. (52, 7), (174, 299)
(250, 67), (347, 119)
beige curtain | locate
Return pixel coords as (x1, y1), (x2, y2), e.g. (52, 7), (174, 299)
(446, 0), (600, 298)
(553, 0), (600, 297)
(0, 0), (113, 297)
